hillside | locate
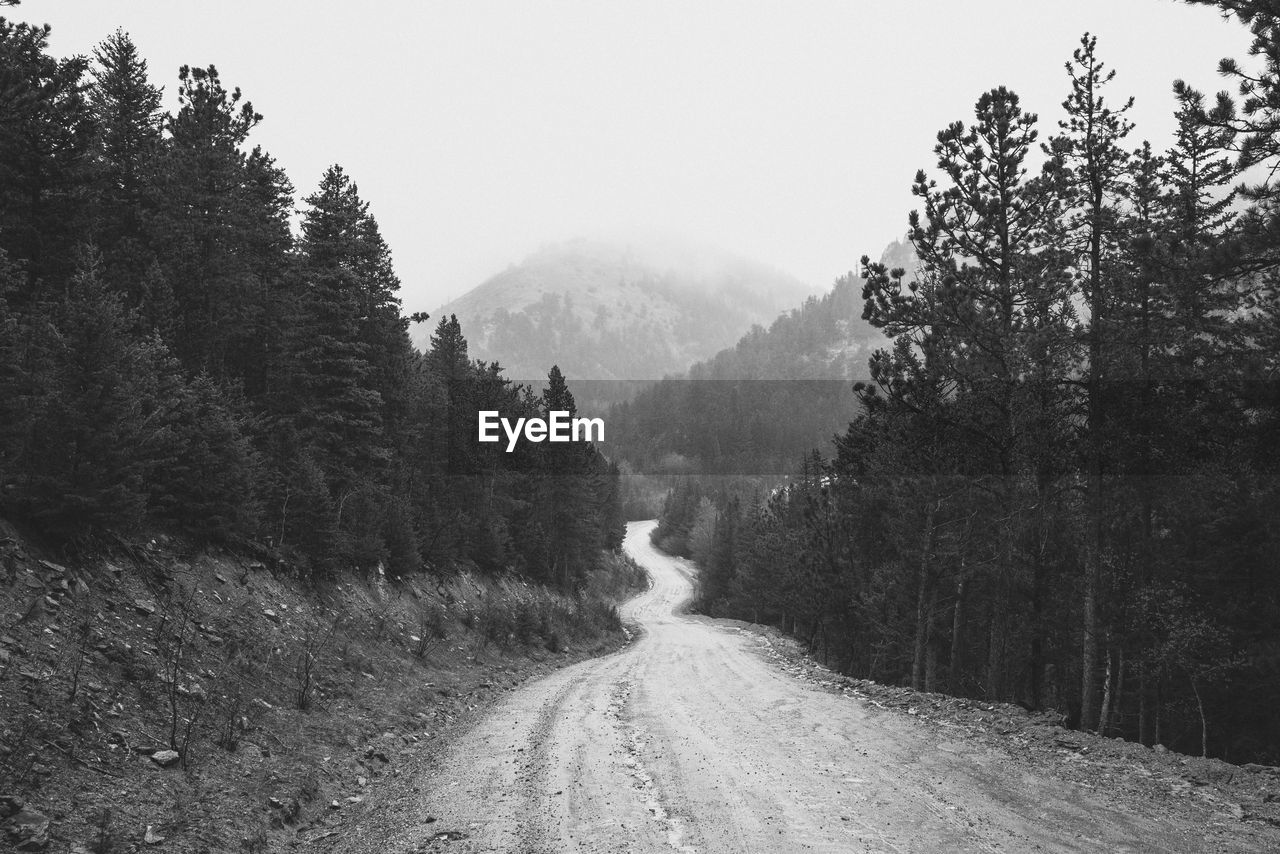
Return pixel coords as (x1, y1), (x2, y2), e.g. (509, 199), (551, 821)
(418, 238), (819, 384)
(603, 241), (901, 477)
(0, 522), (644, 852)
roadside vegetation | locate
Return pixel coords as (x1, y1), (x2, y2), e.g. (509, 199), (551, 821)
(653, 19), (1280, 768)
(0, 521), (646, 851)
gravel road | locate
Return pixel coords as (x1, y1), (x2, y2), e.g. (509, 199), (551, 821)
(356, 520), (1269, 853)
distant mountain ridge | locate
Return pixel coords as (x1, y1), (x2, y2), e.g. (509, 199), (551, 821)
(600, 237), (916, 476)
(416, 238), (819, 383)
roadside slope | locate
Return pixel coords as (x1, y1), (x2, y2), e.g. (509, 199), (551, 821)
(0, 527), (637, 853)
(331, 521), (1280, 853)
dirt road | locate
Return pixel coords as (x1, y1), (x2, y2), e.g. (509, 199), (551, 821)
(354, 521), (1272, 853)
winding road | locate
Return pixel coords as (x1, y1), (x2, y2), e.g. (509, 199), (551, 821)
(356, 521), (1266, 853)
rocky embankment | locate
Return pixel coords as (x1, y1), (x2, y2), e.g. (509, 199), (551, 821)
(0, 522), (640, 853)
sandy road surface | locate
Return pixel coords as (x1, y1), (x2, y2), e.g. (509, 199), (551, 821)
(351, 521), (1269, 853)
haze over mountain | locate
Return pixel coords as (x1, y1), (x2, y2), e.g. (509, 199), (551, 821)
(416, 237), (820, 383)
(603, 240), (907, 476)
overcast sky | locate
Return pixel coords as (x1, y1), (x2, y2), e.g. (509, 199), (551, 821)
(26, 0), (1254, 315)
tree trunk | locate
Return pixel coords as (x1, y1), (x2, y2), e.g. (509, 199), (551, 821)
(911, 503), (937, 691)
(1192, 676), (1209, 758)
(1115, 652), (1126, 735)
(844, 636), (859, 675)
(1099, 646), (1115, 736)
(949, 575), (966, 693)
(1080, 171), (1107, 734)
(988, 595), (1008, 702)
(1137, 272), (1158, 748)
(1139, 658), (1158, 746)
(1030, 538), (1046, 710)
(925, 598), (939, 694)
(1081, 487), (1102, 730)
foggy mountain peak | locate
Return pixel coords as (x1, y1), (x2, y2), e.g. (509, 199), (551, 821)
(415, 236), (821, 382)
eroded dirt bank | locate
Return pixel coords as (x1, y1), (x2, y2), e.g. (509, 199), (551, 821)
(0, 526), (637, 853)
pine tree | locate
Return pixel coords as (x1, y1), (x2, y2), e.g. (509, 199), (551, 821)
(148, 373), (259, 541)
(87, 29), (162, 300)
(862, 85), (1074, 701)
(538, 365), (595, 588)
(148, 64), (291, 383)
(298, 165), (414, 466)
(424, 314), (474, 476)
(11, 251), (166, 536)
(0, 248), (37, 493)
(1046, 33), (1136, 732)
(0, 18), (93, 299)
(293, 169), (392, 480)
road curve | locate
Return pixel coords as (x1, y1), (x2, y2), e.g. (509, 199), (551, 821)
(353, 521), (1259, 853)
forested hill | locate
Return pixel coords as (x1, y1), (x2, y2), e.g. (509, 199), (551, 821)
(602, 249), (893, 476)
(0, 21), (622, 586)
(420, 238), (818, 385)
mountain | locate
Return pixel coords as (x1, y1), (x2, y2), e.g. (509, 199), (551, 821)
(877, 234), (921, 283)
(416, 238), (819, 384)
(603, 240), (907, 477)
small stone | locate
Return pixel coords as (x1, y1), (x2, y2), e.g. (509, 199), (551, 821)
(144, 825), (165, 844)
(262, 609), (280, 623)
(1154, 743), (1168, 754)
(0, 794), (23, 818)
(214, 573), (229, 584)
(267, 797), (283, 809)
(176, 683), (205, 700)
(149, 750), (180, 767)
(133, 599), (156, 616)
(329, 800), (341, 810)
(345, 796), (362, 804)
(7, 807), (50, 851)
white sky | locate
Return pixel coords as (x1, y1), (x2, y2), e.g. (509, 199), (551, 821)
(25, 0), (1254, 316)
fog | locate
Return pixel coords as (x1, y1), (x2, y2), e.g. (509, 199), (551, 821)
(27, 0), (1252, 315)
